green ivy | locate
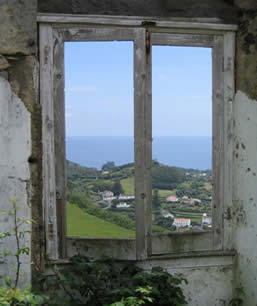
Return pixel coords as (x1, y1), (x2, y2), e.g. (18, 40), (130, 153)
(38, 254), (187, 305)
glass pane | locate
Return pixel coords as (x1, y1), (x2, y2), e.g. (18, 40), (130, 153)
(152, 46), (212, 234)
(65, 41), (135, 238)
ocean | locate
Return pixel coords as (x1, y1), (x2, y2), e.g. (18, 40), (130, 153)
(66, 136), (212, 170)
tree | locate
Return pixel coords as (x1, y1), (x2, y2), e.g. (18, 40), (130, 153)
(102, 161), (116, 171)
(152, 164), (184, 190)
(152, 189), (160, 210)
(112, 180), (124, 196)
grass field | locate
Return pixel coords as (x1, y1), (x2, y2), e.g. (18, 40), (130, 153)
(121, 177), (135, 195)
(158, 189), (176, 198)
(121, 176), (175, 199)
(67, 203), (135, 238)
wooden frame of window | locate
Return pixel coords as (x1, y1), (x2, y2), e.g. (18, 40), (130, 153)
(39, 14), (236, 260)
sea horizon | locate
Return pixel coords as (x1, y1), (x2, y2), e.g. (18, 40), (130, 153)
(66, 136), (212, 171)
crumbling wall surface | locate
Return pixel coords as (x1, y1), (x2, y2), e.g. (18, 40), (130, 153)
(0, 76), (31, 285)
(38, 0), (238, 23)
(233, 9), (257, 306)
(0, 0), (41, 287)
(139, 257), (233, 306)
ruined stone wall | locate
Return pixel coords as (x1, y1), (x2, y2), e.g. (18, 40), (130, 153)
(1, 0), (257, 304)
(232, 9), (257, 305)
(38, 0), (238, 23)
(0, 0), (42, 286)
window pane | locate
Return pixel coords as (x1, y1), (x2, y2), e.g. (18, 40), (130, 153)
(152, 46), (212, 234)
(65, 41), (135, 238)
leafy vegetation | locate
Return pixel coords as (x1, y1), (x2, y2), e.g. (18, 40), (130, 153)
(152, 161), (184, 190)
(102, 161), (117, 171)
(110, 286), (154, 306)
(112, 180), (124, 196)
(38, 254), (187, 305)
(0, 199), (49, 305)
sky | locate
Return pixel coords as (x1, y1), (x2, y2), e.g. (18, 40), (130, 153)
(64, 42), (212, 137)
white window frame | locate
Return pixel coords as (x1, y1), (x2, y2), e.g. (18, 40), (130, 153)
(39, 14), (236, 261)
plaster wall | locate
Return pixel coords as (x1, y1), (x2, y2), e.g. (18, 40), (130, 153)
(0, 76), (31, 286)
(231, 10), (257, 305)
(140, 257), (233, 306)
(233, 91), (257, 304)
(0, 0), (39, 287)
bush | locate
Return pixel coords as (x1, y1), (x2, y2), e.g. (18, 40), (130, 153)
(40, 255), (187, 306)
(0, 282), (48, 306)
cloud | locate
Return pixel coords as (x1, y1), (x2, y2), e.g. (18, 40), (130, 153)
(65, 86), (97, 93)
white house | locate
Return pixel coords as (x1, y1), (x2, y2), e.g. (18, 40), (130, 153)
(161, 211), (174, 219)
(166, 195), (179, 203)
(102, 190), (114, 200)
(119, 194), (135, 200)
(202, 213), (212, 226)
(116, 202), (130, 208)
(173, 218), (191, 228)
(193, 198), (202, 204)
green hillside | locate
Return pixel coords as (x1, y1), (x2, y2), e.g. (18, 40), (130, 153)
(121, 177), (134, 195)
(67, 203), (135, 238)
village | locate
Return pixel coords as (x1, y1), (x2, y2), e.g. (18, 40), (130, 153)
(98, 189), (212, 232)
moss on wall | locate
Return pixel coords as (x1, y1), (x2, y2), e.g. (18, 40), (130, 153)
(236, 10), (257, 100)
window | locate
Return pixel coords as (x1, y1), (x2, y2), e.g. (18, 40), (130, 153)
(65, 41), (135, 239)
(39, 15), (235, 260)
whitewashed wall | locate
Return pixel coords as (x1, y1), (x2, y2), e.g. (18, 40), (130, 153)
(0, 76), (31, 286)
(232, 91), (257, 305)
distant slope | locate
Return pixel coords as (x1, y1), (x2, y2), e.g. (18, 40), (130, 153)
(66, 160), (99, 179)
(67, 202), (135, 238)
(121, 177), (134, 195)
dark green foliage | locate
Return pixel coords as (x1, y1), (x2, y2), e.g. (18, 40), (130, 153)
(229, 298), (244, 306)
(102, 161), (116, 171)
(154, 214), (174, 230)
(152, 164), (184, 190)
(66, 160), (99, 179)
(39, 255), (187, 306)
(112, 180), (124, 196)
(91, 180), (114, 192)
(67, 192), (91, 209)
(111, 198), (120, 208)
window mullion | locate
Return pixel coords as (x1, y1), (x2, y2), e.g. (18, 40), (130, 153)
(40, 24), (59, 260)
(212, 35), (224, 250)
(53, 29), (66, 258)
(134, 28), (152, 260)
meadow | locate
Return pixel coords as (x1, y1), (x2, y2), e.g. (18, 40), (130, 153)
(67, 203), (135, 238)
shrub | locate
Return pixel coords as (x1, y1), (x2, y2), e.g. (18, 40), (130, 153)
(40, 255), (187, 306)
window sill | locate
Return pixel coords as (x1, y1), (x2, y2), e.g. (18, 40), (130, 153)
(64, 236), (235, 262)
